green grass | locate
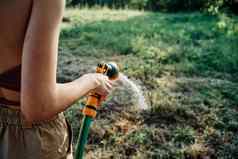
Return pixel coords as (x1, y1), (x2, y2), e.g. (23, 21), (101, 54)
(58, 8), (238, 159)
(60, 8), (238, 78)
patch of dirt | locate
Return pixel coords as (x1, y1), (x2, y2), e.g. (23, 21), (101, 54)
(59, 52), (237, 158)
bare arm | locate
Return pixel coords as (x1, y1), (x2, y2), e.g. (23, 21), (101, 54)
(21, 0), (112, 122)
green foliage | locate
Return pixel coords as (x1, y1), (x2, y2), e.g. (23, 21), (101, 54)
(60, 8), (238, 158)
(153, 144), (185, 159)
(148, 0), (206, 12)
(217, 135), (238, 158)
(66, 0), (238, 13)
(128, 128), (152, 145)
(60, 8), (238, 82)
(129, 0), (148, 10)
(172, 127), (196, 147)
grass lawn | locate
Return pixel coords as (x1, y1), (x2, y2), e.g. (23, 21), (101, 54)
(58, 8), (238, 159)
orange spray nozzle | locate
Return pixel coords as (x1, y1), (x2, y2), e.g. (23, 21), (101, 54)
(96, 62), (119, 80)
(82, 62), (120, 118)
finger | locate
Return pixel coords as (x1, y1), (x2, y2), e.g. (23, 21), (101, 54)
(105, 82), (113, 90)
(94, 88), (108, 96)
(101, 86), (110, 95)
(107, 79), (113, 84)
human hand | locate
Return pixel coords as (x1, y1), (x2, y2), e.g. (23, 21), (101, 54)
(82, 73), (114, 98)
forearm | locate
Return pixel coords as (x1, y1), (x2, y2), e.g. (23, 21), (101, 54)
(45, 75), (97, 117)
(21, 75), (94, 121)
(21, 73), (110, 122)
(54, 75), (94, 112)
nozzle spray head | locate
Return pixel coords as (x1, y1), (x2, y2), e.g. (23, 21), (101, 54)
(106, 62), (119, 80)
(96, 62), (119, 80)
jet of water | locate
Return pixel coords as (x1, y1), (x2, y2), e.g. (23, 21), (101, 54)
(116, 73), (149, 110)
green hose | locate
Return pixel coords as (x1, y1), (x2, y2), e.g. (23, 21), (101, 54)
(75, 62), (119, 159)
(75, 116), (93, 159)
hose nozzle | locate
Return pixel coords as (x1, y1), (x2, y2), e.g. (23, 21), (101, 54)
(82, 62), (119, 118)
(96, 62), (119, 80)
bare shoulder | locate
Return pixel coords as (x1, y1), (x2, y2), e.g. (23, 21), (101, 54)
(28, 0), (65, 30)
(23, 0), (65, 44)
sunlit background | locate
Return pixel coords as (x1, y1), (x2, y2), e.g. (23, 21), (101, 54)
(58, 1), (238, 158)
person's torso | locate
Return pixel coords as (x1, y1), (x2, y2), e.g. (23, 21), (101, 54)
(0, 0), (33, 104)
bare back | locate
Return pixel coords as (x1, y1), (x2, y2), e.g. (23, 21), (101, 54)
(0, 0), (32, 102)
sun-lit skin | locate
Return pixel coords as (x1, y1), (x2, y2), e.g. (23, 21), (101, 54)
(0, 0), (113, 122)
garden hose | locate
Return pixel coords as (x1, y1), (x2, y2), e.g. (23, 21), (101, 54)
(75, 62), (119, 159)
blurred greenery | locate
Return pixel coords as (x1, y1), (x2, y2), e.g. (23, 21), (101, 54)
(66, 0), (238, 14)
(59, 7), (238, 159)
(60, 9), (238, 78)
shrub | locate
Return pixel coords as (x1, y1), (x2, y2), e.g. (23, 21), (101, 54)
(172, 127), (196, 147)
(147, 0), (206, 12)
(67, 0), (238, 13)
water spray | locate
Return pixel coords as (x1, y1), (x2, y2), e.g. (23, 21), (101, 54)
(75, 62), (119, 159)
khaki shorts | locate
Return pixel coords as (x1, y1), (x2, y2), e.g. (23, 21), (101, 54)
(0, 104), (73, 159)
